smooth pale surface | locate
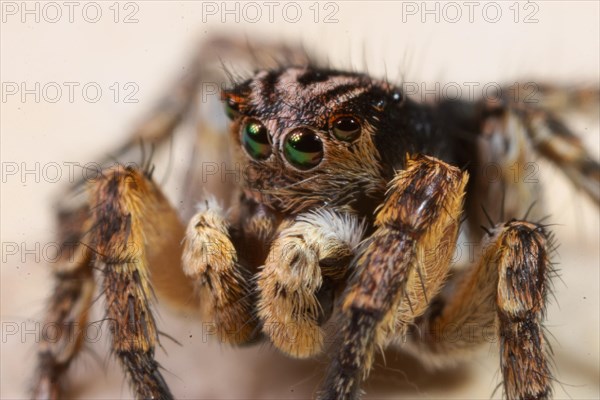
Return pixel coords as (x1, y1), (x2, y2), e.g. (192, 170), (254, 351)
(1, 1), (599, 399)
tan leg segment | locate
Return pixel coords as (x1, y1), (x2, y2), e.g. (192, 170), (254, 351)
(182, 198), (259, 345)
(318, 155), (468, 400)
(91, 166), (193, 400)
(256, 210), (365, 358)
(36, 165), (194, 400)
(412, 220), (553, 399)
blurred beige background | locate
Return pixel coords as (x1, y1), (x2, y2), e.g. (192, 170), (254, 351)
(1, 1), (599, 399)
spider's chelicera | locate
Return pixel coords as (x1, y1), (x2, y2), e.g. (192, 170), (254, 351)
(33, 37), (599, 400)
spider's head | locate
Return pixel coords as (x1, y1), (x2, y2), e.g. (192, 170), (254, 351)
(222, 66), (410, 215)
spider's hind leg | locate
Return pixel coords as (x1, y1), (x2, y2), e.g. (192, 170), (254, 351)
(33, 244), (94, 399)
(495, 84), (600, 206)
(517, 102), (600, 205)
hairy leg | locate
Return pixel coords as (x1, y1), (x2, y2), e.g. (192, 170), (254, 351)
(516, 103), (600, 205)
(32, 245), (94, 399)
(34, 165), (196, 400)
(256, 209), (365, 358)
(409, 219), (554, 399)
(446, 94), (598, 246)
(318, 155), (468, 400)
(92, 166), (195, 399)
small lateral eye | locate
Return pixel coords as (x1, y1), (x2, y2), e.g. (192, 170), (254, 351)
(242, 119), (271, 160)
(224, 98), (240, 120)
(284, 128), (324, 170)
(332, 116), (361, 142)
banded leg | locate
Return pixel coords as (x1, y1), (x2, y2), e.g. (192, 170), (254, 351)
(476, 92), (600, 207)
(516, 104), (600, 205)
(256, 210), (365, 358)
(318, 155), (468, 400)
(409, 219), (554, 399)
(32, 245), (94, 399)
(450, 96), (599, 245)
(91, 166), (193, 399)
(505, 82), (599, 117)
(34, 165), (195, 399)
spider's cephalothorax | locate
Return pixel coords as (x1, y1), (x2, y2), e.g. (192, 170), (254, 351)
(32, 37), (599, 400)
(222, 66), (444, 216)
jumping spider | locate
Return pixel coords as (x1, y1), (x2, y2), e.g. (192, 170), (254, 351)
(32, 36), (599, 400)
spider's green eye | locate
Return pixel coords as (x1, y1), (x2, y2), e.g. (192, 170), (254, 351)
(332, 116), (361, 142)
(224, 99), (239, 120)
(284, 128), (323, 170)
(242, 119), (271, 160)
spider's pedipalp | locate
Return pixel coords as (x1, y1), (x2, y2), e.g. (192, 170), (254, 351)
(182, 200), (258, 345)
(256, 209), (365, 358)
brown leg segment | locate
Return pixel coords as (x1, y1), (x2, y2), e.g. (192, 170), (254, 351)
(32, 245), (94, 400)
(91, 166), (193, 399)
(497, 221), (553, 399)
(33, 165), (195, 399)
(318, 155), (468, 400)
(411, 220), (554, 399)
(518, 104), (600, 206)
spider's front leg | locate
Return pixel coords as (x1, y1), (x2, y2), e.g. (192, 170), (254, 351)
(34, 165), (197, 400)
(256, 210), (366, 358)
(319, 155), (469, 400)
(408, 219), (554, 400)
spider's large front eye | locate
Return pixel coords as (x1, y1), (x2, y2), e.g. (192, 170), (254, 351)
(283, 128), (323, 170)
(332, 116), (361, 142)
(242, 119), (271, 160)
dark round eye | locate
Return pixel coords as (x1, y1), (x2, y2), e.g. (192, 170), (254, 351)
(332, 116), (361, 141)
(242, 119), (271, 160)
(224, 99), (239, 120)
(283, 128), (324, 170)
